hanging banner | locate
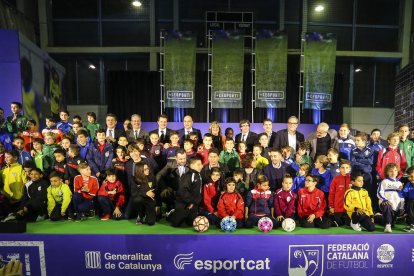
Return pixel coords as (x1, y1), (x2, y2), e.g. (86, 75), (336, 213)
(255, 30), (287, 108)
(164, 31), (196, 108)
(211, 30), (244, 109)
(304, 32), (337, 110)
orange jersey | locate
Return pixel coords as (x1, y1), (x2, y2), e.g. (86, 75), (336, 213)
(20, 131), (43, 151)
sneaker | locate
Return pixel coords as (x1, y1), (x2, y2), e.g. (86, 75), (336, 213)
(86, 210), (95, 219)
(75, 213), (84, 222)
(166, 209), (175, 218)
(101, 214), (111, 221)
(136, 215), (142, 225)
(36, 215), (46, 222)
(350, 221), (362, 231)
(403, 224), (414, 232)
(2, 213), (16, 222)
(384, 224), (392, 233)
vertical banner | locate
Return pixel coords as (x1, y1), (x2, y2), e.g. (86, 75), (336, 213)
(211, 30), (244, 108)
(304, 32), (337, 110)
(164, 31), (196, 108)
(255, 30), (287, 108)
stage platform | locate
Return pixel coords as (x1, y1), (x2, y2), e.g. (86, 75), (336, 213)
(1, 219), (414, 276)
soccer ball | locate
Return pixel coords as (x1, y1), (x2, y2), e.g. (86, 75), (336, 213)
(258, 217), (273, 232)
(282, 218), (296, 232)
(193, 216), (209, 232)
(220, 216), (237, 232)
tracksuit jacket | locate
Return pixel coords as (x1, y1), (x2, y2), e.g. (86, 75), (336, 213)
(77, 141), (90, 160)
(327, 162), (340, 178)
(376, 147), (406, 179)
(19, 178), (48, 212)
(73, 175), (99, 199)
(0, 162), (27, 202)
(344, 186), (374, 218)
(274, 188), (296, 218)
(328, 174), (351, 212)
(245, 188), (273, 216)
(311, 168), (333, 193)
(398, 139), (414, 171)
(64, 156), (83, 185)
(219, 149), (241, 172)
(98, 180), (125, 208)
(403, 182), (414, 200)
(297, 187), (326, 219)
(17, 150), (32, 165)
(86, 141), (114, 176)
(175, 168), (203, 208)
(377, 178), (404, 211)
(56, 121), (72, 134)
(338, 136), (355, 160)
(202, 181), (220, 213)
(351, 146), (374, 174)
(292, 175), (305, 193)
(217, 192), (244, 219)
(47, 182), (72, 215)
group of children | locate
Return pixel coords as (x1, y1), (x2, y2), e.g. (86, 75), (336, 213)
(1, 102), (414, 233)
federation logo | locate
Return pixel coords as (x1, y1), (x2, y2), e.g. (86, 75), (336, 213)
(85, 251), (101, 269)
(377, 244), (395, 263)
(173, 252), (194, 270)
(288, 245), (324, 276)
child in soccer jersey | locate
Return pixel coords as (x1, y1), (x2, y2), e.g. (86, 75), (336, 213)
(219, 139), (241, 173)
(73, 162), (99, 221)
(183, 139), (197, 159)
(47, 171), (73, 221)
(378, 163), (405, 233)
(64, 144), (83, 191)
(311, 155), (333, 200)
(252, 144), (268, 170)
(32, 138), (44, 171)
(147, 132), (165, 169)
(197, 134), (214, 166)
(327, 148), (340, 178)
(163, 131), (180, 163)
(200, 167), (221, 225)
(15, 168), (48, 222)
(376, 132), (406, 180)
(217, 177), (245, 229)
(233, 168), (249, 200)
(344, 173), (375, 232)
(244, 174), (276, 229)
(297, 174), (332, 229)
(53, 149), (66, 177)
(85, 112), (100, 141)
(42, 132), (60, 173)
(97, 169), (125, 220)
(12, 137), (31, 165)
(237, 141), (247, 162)
(274, 174), (296, 224)
(292, 163), (310, 193)
(112, 146), (128, 187)
(328, 160), (352, 227)
(19, 119), (42, 152)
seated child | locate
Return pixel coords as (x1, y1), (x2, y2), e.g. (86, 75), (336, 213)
(73, 162), (99, 221)
(274, 174), (296, 224)
(217, 177), (245, 229)
(97, 168), (125, 220)
(200, 167), (221, 225)
(378, 163), (405, 233)
(297, 174), (332, 229)
(244, 174), (276, 229)
(15, 168), (48, 222)
(292, 164), (310, 193)
(47, 171), (73, 221)
(344, 173), (375, 232)
(328, 159), (352, 226)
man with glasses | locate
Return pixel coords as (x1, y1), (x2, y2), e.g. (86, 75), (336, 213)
(306, 122), (339, 159)
(235, 119), (258, 152)
(126, 114), (149, 144)
(275, 116), (305, 152)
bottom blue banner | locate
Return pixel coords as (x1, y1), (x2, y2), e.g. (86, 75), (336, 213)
(0, 234), (413, 275)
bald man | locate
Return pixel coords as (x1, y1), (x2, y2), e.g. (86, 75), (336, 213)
(177, 115), (202, 145)
(306, 122), (339, 159)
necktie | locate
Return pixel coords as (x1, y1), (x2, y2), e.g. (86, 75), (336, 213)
(160, 130), (165, 141)
(242, 134), (246, 142)
(134, 130), (138, 139)
(185, 131), (189, 139)
(109, 129), (113, 138)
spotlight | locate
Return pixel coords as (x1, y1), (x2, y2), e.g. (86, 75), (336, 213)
(132, 1), (142, 7)
(355, 68), (362, 72)
(89, 64), (96, 69)
(315, 5), (324, 12)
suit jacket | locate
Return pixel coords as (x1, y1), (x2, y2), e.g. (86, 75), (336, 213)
(275, 129), (305, 151)
(150, 128), (172, 144)
(268, 131), (278, 148)
(235, 132), (258, 152)
(155, 160), (189, 191)
(177, 128), (202, 145)
(104, 128), (126, 141)
(126, 129), (150, 144)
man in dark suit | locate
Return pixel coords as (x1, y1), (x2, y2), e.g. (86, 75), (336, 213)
(156, 149), (188, 211)
(150, 114), (172, 144)
(262, 118), (278, 148)
(126, 114), (149, 144)
(104, 113), (126, 145)
(275, 115), (305, 152)
(177, 115), (202, 145)
(235, 119), (258, 153)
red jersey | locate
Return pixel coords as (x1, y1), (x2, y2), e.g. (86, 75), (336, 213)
(297, 187), (326, 219)
(217, 192), (244, 219)
(20, 130), (42, 151)
(97, 180), (125, 207)
(376, 147), (407, 179)
(74, 175), (99, 199)
(202, 181), (220, 213)
(328, 174), (351, 212)
(274, 188), (296, 218)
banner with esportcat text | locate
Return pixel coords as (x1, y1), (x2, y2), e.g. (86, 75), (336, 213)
(304, 32), (337, 110)
(164, 30), (196, 108)
(1, 233), (414, 275)
(211, 30), (244, 108)
(255, 30), (287, 108)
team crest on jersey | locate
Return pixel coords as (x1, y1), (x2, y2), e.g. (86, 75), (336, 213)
(105, 152), (109, 157)
(287, 196), (292, 203)
(12, 172), (17, 177)
(364, 149), (370, 156)
(155, 150), (160, 155)
(5, 137), (11, 143)
(38, 186), (42, 191)
(77, 160), (81, 164)
(148, 182), (153, 188)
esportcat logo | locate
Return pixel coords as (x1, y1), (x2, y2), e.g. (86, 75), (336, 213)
(174, 252), (194, 270)
(173, 252), (270, 273)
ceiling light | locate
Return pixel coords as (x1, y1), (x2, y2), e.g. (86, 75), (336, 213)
(355, 68), (362, 72)
(132, 1), (142, 7)
(89, 64), (96, 69)
(315, 5), (324, 12)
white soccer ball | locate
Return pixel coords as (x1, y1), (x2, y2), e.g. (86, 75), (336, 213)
(282, 218), (296, 232)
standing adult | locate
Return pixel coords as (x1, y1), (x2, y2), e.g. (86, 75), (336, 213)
(177, 115), (202, 145)
(104, 113), (126, 145)
(275, 116), (305, 152)
(306, 122), (339, 159)
(126, 114), (149, 144)
(235, 119), (258, 153)
(262, 118), (278, 148)
(150, 114), (171, 144)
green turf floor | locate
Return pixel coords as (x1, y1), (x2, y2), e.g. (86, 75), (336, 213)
(26, 218), (412, 235)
